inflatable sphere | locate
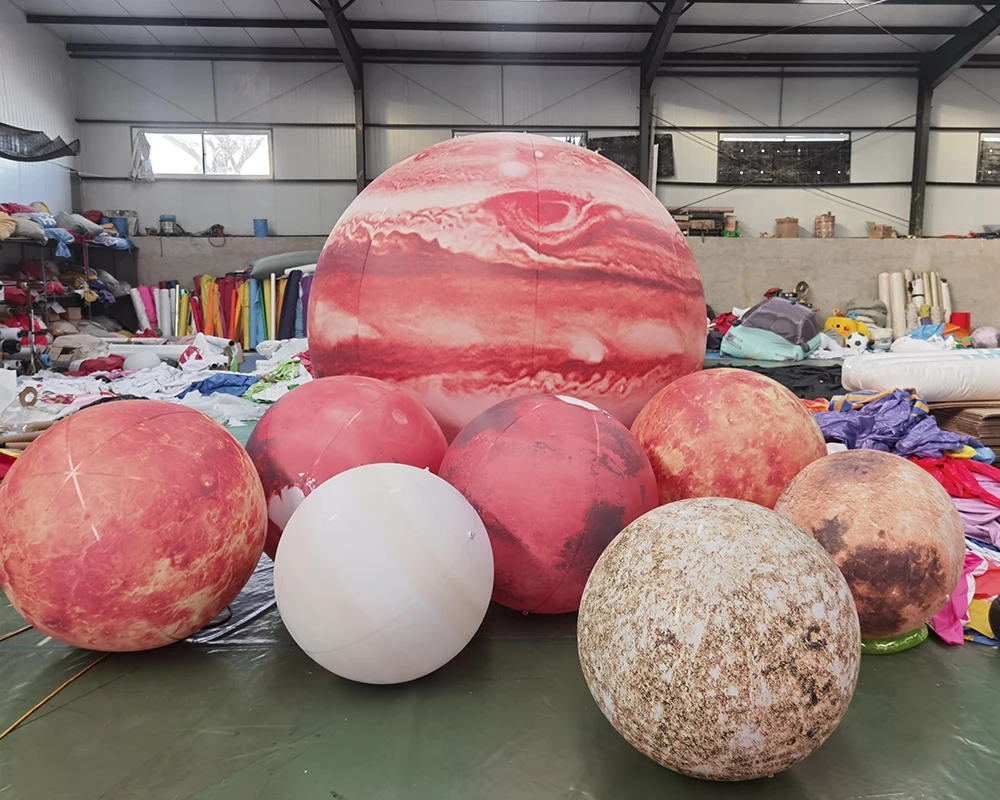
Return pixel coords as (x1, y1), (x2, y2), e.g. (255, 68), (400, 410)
(775, 449), (965, 639)
(440, 394), (658, 614)
(309, 132), (705, 440)
(631, 368), (826, 507)
(246, 376), (447, 559)
(274, 463), (493, 684)
(0, 400), (266, 651)
(578, 498), (860, 782)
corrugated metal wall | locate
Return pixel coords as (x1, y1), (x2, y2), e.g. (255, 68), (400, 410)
(0, 0), (78, 211)
(67, 49), (1000, 237)
(76, 59), (357, 236)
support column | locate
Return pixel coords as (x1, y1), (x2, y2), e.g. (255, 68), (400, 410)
(639, 89), (653, 189)
(355, 86), (366, 194)
(909, 78), (932, 238)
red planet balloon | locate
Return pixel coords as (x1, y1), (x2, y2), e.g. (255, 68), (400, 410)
(0, 400), (266, 652)
(440, 394), (658, 614)
(246, 376), (448, 559)
(631, 368), (827, 508)
(309, 132), (705, 440)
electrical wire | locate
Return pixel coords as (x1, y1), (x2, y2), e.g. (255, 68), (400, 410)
(680, 0), (892, 54)
(0, 625), (31, 643)
(0, 654), (109, 741)
(652, 108), (915, 223)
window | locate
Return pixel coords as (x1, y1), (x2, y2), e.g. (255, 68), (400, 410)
(587, 134), (675, 180)
(717, 132), (850, 186)
(140, 129), (272, 178)
(977, 134), (1000, 184)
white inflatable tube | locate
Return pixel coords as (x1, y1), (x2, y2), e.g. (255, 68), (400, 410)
(108, 344), (188, 360)
(843, 349), (1000, 402)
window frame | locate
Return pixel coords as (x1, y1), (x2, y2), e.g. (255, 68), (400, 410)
(977, 133), (1000, 185)
(716, 131), (852, 186)
(133, 126), (275, 180)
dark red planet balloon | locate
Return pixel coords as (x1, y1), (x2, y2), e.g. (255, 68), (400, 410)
(309, 132), (706, 440)
(247, 376), (448, 559)
(440, 394), (658, 614)
(0, 400), (266, 651)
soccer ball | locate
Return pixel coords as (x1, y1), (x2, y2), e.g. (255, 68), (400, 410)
(845, 331), (870, 353)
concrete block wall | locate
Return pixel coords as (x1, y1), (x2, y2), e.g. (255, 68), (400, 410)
(136, 236), (1000, 329)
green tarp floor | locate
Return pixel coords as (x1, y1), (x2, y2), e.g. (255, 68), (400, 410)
(1, 422), (998, 799)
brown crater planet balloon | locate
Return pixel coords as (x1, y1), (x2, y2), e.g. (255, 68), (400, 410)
(631, 368), (827, 508)
(774, 449), (965, 640)
(578, 498), (861, 782)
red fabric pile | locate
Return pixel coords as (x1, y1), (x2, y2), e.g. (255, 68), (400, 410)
(910, 457), (1000, 509)
(68, 355), (126, 376)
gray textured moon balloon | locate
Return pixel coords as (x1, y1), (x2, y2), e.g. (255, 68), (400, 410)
(577, 498), (861, 782)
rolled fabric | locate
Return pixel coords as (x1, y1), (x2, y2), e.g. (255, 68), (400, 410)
(295, 295), (304, 339)
(278, 269), (302, 341)
(877, 272), (891, 331)
(269, 273), (277, 341)
(942, 279), (953, 318)
(241, 281), (251, 351)
(130, 288), (151, 332)
(903, 268), (914, 302)
(889, 271), (906, 341)
(178, 291), (190, 338)
(249, 279), (262, 350)
(138, 285), (158, 328)
(300, 274), (312, 337)
(930, 306), (944, 325)
(158, 288), (173, 337)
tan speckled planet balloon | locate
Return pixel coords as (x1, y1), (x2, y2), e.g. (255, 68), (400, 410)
(774, 449), (965, 639)
(577, 498), (860, 782)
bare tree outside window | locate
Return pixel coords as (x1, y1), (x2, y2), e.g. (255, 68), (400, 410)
(142, 130), (272, 177)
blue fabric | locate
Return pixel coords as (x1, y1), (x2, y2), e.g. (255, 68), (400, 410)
(43, 227), (74, 259)
(909, 323), (946, 340)
(178, 373), (258, 399)
(815, 389), (982, 457)
(249, 279), (262, 350)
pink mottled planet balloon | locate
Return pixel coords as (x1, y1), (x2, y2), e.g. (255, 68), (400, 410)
(440, 394), (658, 614)
(246, 376), (448, 559)
(0, 401), (266, 652)
(309, 132), (706, 440)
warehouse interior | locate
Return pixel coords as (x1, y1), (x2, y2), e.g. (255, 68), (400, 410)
(2, 1), (1000, 798)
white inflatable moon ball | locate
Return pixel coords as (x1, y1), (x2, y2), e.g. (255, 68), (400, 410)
(274, 462), (494, 684)
(578, 498), (861, 782)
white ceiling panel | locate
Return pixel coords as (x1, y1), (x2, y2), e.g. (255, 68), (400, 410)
(350, 0), (437, 22)
(149, 27), (212, 46)
(680, 3), (981, 28)
(488, 31), (537, 52)
(275, 0), (324, 18)
(294, 27), (334, 47)
(43, 22), (109, 42)
(668, 33), (948, 54)
(439, 30), (491, 51)
(580, 32), (640, 53)
(167, 0), (235, 18)
(114, 0), (182, 15)
(221, 0), (285, 18)
(9, 0), (74, 12)
(93, 24), (162, 45)
(353, 29), (400, 49)
(62, 0), (130, 14)
(194, 26), (256, 45)
(244, 27), (305, 47)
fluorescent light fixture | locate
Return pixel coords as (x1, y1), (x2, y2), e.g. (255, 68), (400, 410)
(982, 135), (1000, 143)
(720, 132), (849, 143)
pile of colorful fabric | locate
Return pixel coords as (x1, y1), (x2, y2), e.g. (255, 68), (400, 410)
(128, 272), (313, 347)
(812, 388), (992, 460)
(912, 457), (1000, 646)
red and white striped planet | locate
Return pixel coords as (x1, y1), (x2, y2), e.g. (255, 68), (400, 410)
(309, 132), (706, 439)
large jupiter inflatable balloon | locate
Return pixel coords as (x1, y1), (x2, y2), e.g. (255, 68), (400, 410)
(309, 132), (706, 439)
